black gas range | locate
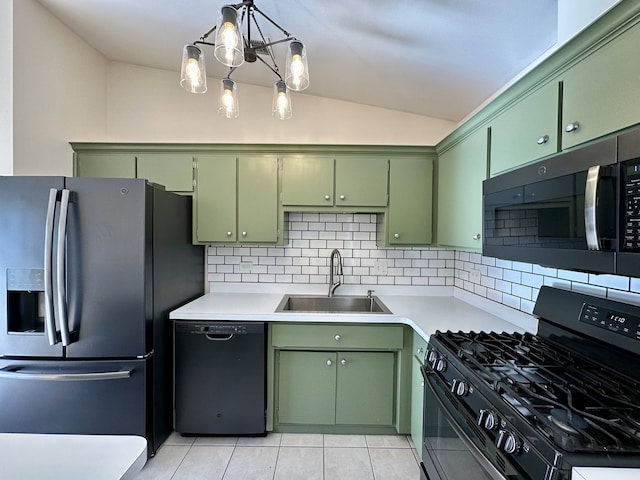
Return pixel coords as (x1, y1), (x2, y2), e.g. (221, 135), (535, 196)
(420, 286), (640, 480)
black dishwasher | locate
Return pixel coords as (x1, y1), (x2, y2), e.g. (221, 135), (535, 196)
(174, 321), (266, 435)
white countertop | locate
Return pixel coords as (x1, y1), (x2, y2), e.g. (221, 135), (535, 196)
(0, 434), (147, 480)
(170, 286), (538, 340)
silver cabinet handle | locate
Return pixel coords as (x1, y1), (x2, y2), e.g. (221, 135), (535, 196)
(340, 359), (347, 366)
(324, 195), (331, 200)
(473, 233), (481, 240)
(536, 135), (549, 145)
(242, 231), (247, 237)
(339, 194), (346, 200)
(56, 189), (71, 346)
(393, 233), (400, 239)
(585, 165), (601, 250)
(416, 347), (424, 355)
(565, 121), (580, 133)
(226, 231), (232, 237)
(44, 189), (58, 346)
(334, 334), (341, 341)
(326, 359), (332, 366)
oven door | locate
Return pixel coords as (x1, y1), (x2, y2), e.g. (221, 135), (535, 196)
(421, 367), (523, 480)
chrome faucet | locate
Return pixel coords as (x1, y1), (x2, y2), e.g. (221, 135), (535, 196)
(328, 249), (343, 297)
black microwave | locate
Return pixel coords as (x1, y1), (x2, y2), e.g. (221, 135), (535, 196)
(483, 131), (640, 276)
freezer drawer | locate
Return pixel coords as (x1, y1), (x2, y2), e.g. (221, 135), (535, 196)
(0, 358), (147, 438)
(174, 321), (266, 435)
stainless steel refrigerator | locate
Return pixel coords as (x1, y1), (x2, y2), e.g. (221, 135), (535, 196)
(0, 176), (204, 454)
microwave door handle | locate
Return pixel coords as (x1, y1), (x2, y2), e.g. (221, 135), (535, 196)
(56, 189), (71, 346)
(585, 165), (601, 251)
(44, 189), (59, 346)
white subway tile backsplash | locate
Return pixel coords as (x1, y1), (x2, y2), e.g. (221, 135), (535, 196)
(207, 215), (640, 316)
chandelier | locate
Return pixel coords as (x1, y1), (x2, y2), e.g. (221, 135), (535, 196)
(179, 0), (310, 120)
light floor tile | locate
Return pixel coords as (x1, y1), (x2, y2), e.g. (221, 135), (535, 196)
(133, 445), (190, 480)
(162, 432), (195, 446)
(237, 433), (281, 446)
(324, 447), (374, 480)
(323, 434), (367, 448)
(274, 447), (323, 480)
(369, 447), (420, 480)
(194, 436), (238, 446)
(172, 446), (234, 480)
(280, 433), (324, 447)
(365, 434), (411, 448)
(223, 446), (279, 480)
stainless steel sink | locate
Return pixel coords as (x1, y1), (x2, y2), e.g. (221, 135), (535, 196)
(275, 294), (392, 314)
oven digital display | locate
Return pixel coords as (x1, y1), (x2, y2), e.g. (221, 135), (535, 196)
(580, 304), (640, 340)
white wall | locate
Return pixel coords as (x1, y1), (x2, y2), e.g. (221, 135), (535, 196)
(12, 0), (108, 176)
(0, 1), (13, 175)
(106, 62), (456, 145)
(558, 0), (621, 44)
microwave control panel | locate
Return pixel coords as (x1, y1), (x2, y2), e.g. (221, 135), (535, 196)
(622, 159), (640, 252)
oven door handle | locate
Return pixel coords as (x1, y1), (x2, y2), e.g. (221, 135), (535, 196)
(425, 373), (509, 480)
(585, 165), (601, 251)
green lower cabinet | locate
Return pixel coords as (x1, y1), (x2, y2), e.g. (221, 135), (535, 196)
(410, 333), (428, 456)
(276, 350), (395, 428)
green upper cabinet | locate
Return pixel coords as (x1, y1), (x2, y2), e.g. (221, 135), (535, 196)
(562, 22), (640, 150)
(194, 155), (237, 243)
(281, 155), (388, 208)
(136, 153), (194, 192)
(335, 157), (388, 207)
(437, 127), (488, 250)
(75, 153), (136, 178)
(195, 155), (279, 244)
(237, 156), (279, 243)
(489, 81), (559, 176)
(379, 157), (433, 246)
(281, 156), (334, 206)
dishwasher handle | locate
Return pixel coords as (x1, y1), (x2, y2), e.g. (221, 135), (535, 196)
(205, 333), (234, 341)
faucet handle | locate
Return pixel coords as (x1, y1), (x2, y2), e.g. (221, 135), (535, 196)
(367, 289), (374, 298)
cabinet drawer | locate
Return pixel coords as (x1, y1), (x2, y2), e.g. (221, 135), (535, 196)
(271, 323), (404, 350)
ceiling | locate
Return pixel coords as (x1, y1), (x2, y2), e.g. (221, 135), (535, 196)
(36, 0), (561, 123)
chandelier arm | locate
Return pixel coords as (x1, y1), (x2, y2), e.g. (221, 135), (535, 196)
(255, 54), (283, 80)
(193, 40), (216, 47)
(251, 4), (292, 38)
(248, 9), (279, 69)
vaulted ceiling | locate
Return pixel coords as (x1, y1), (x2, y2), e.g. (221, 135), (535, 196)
(36, 0), (562, 122)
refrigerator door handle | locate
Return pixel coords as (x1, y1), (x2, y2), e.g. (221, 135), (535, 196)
(44, 188), (59, 346)
(56, 189), (72, 346)
(0, 367), (132, 381)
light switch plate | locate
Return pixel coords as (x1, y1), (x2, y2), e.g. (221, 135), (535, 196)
(240, 261), (253, 273)
(469, 269), (481, 283)
(373, 259), (388, 275)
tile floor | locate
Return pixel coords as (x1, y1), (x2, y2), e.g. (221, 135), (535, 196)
(134, 432), (421, 480)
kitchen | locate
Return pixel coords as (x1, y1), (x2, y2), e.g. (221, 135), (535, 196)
(3, 0), (640, 479)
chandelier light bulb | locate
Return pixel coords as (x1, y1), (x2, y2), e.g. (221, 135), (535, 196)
(285, 41), (309, 91)
(272, 80), (292, 120)
(218, 78), (239, 118)
(214, 6), (244, 67)
(180, 44), (207, 94)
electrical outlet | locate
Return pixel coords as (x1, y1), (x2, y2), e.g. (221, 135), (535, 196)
(373, 259), (388, 275)
(469, 269), (481, 283)
(240, 261), (253, 273)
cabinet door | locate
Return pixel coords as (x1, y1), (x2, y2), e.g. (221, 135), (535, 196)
(562, 24), (640, 150)
(75, 153), (135, 178)
(277, 351), (336, 425)
(490, 82), (559, 175)
(386, 157), (433, 245)
(281, 156), (334, 206)
(335, 351), (395, 426)
(437, 128), (488, 250)
(195, 156), (237, 243)
(335, 157), (388, 207)
(137, 154), (194, 192)
(237, 156), (279, 243)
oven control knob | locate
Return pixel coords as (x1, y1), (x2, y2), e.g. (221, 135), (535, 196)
(426, 350), (439, 364)
(433, 358), (447, 373)
(496, 429), (521, 454)
(451, 379), (469, 397)
(477, 409), (499, 431)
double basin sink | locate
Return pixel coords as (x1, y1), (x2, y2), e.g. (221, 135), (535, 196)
(275, 294), (392, 314)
